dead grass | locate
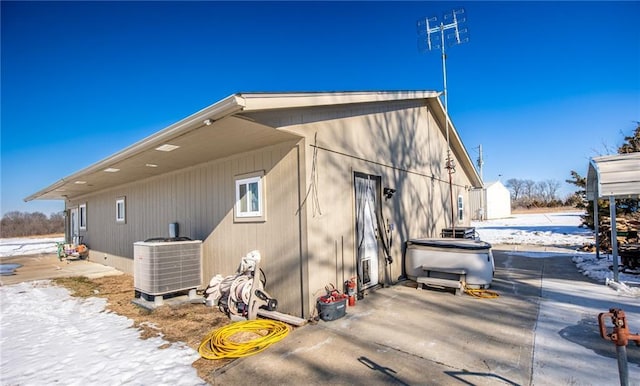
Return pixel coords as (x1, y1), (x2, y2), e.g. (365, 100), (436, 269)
(53, 274), (232, 384)
(511, 206), (583, 214)
(14, 233), (65, 239)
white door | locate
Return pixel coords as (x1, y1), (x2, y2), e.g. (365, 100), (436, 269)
(355, 174), (379, 289)
(69, 207), (79, 245)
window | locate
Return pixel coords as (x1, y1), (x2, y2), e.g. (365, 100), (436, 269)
(457, 195), (464, 221)
(79, 203), (87, 230)
(234, 171), (265, 222)
(116, 197), (126, 223)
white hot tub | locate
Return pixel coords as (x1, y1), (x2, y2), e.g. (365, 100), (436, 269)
(405, 238), (494, 288)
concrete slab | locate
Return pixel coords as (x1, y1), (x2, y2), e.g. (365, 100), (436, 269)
(211, 251), (542, 385)
(0, 254), (122, 285)
(525, 254), (640, 385)
(209, 250), (640, 385)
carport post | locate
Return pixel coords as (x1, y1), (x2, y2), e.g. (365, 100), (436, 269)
(594, 198), (600, 260)
(609, 196), (619, 283)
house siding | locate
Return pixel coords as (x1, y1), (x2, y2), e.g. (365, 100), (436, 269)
(67, 140), (307, 316)
(60, 96), (479, 319)
(245, 99), (475, 308)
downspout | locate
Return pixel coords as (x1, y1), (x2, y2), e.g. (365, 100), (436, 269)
(295, 140), (309, 319)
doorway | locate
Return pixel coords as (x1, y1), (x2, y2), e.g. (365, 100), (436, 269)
(354, 173), (381, 290)
(69, 207), (79, 245)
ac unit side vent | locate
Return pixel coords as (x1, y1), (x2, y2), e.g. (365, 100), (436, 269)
(133, 240), (202, 296)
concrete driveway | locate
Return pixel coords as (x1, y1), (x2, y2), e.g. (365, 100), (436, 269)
(210, 249), (640, 385)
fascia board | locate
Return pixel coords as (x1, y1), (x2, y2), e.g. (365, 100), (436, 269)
(238, 90), (441, 111)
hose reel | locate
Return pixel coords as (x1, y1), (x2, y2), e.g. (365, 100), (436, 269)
(204, 250), (278, 320)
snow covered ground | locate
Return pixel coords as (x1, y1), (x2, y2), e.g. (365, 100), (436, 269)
(0, 282), (205, 385)
(472, 211), (593, 246)
(473, 211), (640, 286)
(0, 237), (206, 385)
(0, 236), (63, 257)
(0, 211), (638, 385)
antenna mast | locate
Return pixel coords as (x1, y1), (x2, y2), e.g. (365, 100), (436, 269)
(417, 9), (469, 228)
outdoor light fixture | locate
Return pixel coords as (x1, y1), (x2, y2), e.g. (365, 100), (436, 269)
(384, 187), (396, 200)
(155, 144), (180, 152)
(104, 168), (120, 173)
(204, 119), (213, 126)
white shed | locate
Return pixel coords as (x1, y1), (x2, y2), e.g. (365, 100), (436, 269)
(469, 180), (511, 220)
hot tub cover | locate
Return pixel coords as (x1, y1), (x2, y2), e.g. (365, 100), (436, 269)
(407, 239), (492, 250)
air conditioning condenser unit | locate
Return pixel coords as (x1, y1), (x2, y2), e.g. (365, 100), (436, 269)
(133, 239), (202, 299)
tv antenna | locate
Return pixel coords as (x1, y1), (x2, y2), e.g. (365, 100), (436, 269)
(417, 8), (469, 228)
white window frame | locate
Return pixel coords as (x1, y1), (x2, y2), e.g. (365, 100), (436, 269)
(457, 194), (464, 222)
(116, 197), (126, 224)
(79, 203), (87, 230)
(234, 171), (266, 222)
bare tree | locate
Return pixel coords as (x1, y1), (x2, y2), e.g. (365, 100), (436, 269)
(545, 179), (561, 201)
(0, 211), (64, 238)
(506, 178), (563, 208)
(505, 178), (524, 201)
(534, 181), (548, 201)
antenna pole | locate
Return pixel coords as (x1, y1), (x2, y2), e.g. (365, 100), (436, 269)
(418, 9), (468, 229)
(440, 22), (449, 149)
(440, 22), (456, 230)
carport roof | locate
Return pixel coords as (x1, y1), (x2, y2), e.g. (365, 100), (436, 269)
(25, 90), (480, 202)
(586, 152), (640, 200)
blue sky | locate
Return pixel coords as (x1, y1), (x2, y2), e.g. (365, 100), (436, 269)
(2, 1), (639, 216)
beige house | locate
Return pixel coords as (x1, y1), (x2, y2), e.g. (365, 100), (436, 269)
(26, 91), (483, 318)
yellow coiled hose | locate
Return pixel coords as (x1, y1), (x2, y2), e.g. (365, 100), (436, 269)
(464, 287), (500, 299)
(198, 319), (290, 359)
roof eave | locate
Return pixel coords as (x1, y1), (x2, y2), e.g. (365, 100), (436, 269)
(429, 97), (483, 188)
(24, 94), (246, 202)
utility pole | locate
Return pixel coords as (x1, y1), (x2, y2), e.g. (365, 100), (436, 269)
(417, 9), (469, 228)
(477, 144), (484, 182)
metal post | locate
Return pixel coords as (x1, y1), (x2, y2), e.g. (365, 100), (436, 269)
(594, 197), (600, 260)
(477, 144), (484, 181)
(616, 345), (629, 386)
(417, 9), (468, 229)
(440, 22), (456, 229)
(609, 196), (619, 282)
(598, 308), (639, 386)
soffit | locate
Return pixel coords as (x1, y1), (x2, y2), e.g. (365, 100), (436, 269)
(29, 116), (301, 201)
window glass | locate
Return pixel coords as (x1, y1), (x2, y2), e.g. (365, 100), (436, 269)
(457, 195), (464, 221)
(249, 181), (259, 211)
(79, 204), (87, 230)
(234, 172), (265, 222)
(116, 197), (126, 223)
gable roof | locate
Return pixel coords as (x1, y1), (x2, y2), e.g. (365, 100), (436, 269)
(586, 152), (640, 200)
(484, 181), (506, 188)
(25, 91), (481, 201)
